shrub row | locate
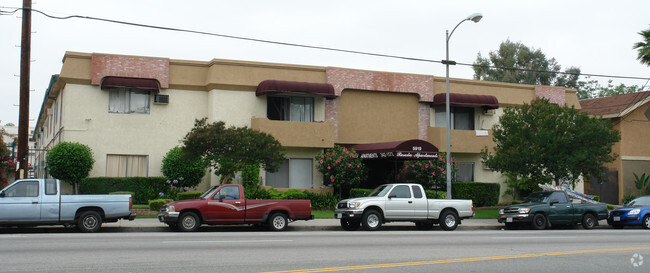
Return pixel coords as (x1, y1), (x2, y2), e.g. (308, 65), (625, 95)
(249, 188), (339, 209)
(451, 182), (500, 207)
(149, 199), (174, 211)
(80, 177), (173, 204)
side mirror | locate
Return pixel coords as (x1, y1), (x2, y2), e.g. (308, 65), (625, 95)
(0, 191), (4, 198)
(388, 194), (397, 199)
(550, 199), (560, 205)
(219, 194), (225, 202)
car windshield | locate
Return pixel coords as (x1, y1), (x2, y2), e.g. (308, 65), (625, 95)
(523, 192), (553, 203)
(200, 186), (219, 199)
(368, 185), (393, 197)
(627, 196), (650, 207)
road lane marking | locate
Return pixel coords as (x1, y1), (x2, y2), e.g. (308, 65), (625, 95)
(162, 239), (293, 244)
(491, 236), (576, 240)
(263, 247), (650, 273)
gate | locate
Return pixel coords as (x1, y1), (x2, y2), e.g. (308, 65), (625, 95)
(587, 170), (619, 204)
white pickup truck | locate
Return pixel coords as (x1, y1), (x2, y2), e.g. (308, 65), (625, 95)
(0, 179), (136, 232)
(335, 183), (474, 231)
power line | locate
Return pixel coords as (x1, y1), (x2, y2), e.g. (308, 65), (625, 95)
(2, 6), (650, 82)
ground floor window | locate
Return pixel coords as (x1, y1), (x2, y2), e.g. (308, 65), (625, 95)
(456, 162), (475, 182)
(265, 158), (313, 188)
(106, 154), (148, 177)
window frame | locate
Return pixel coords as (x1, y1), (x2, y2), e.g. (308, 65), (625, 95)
(108, 87), (151, 114)
(267, 95), (314, 122)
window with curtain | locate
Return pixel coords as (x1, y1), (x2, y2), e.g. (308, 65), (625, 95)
(456, 162), (475, 182)
(108, 88), (150, 114)
(267, 96), (314, 122)
(265, 158), (313, 188)
(106, 155), (148, 177)
(434, 106), (475, 130)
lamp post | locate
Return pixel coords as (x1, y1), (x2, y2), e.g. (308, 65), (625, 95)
(443, 13), (482, 199)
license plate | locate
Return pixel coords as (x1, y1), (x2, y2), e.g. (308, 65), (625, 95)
(507, 218), (513, 223)
(613, 216), (620, 221)
(335, 213), (343, 219)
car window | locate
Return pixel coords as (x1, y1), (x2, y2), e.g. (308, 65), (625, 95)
(213, 186), (240, 200)
(550, 192), (568, 203)
(45, 180), (57, 195)
(390, 185), (411, 198)
(4, 181), (39, 197)
(411, 186), (423, 198)
(628, 196), (650, 206)
(524, 192), (552, 203)
(369, 185), (392, 197)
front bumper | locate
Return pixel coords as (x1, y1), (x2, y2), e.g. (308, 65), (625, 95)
(334, 210), (364, 220)
(607, 215), (643, 225)
(497, 213), (531, 224)
(158, 211), (180, 223)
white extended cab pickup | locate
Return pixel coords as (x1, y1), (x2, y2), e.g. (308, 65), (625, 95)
(0, 179), (136, 232)
(335, 183), (474, 231)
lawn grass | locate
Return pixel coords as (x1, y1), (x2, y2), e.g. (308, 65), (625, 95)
(312, 210), (335, 219)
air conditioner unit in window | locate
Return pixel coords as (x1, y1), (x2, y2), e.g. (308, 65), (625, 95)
(154, 94), (169, 104)
(483, 109), (496, 116)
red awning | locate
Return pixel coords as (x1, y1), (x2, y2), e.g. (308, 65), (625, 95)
(100, 76), (160, 93)
(432, 93), (498, 109)
(256, 80), (336, 99)
(349, 139), (439, 160)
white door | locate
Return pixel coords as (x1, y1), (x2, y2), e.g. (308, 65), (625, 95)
(384, 185), (414, 219)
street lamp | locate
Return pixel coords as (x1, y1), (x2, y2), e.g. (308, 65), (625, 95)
(443, 13), (482, 199)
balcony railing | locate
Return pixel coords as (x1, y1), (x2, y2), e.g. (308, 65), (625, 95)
(251, 118), (334, 148)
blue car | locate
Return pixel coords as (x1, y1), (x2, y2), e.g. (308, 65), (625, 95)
(608, 196), (650, 229)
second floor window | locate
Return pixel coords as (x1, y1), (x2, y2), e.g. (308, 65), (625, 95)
(109, 88), (150, 114)
(267, 96), (314, 122)
(434, 106), (475, 130)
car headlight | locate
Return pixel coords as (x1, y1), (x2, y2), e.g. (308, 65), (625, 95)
(518, 208), (530, 214)
(348, 202), (361, 209)
(166, 205), (176, 212)
(499, 209), (504, 214)
(628, 209), (640, 215)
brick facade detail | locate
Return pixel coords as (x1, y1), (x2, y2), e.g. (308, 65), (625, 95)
(534, 86), (566, 106)
(91, 54), (170, 88)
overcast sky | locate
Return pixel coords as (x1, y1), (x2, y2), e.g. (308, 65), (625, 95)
(1, 0), (649, 127)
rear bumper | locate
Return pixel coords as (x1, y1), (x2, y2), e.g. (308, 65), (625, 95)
(126, 212), (137, 221)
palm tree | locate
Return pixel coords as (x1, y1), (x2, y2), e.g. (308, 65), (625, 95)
(633, 27), (650, 66)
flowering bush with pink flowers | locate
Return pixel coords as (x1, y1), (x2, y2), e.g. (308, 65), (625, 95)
(0, 128), (17, 188)
(397, 153), (456, 190)
(315, 145), (366, 192)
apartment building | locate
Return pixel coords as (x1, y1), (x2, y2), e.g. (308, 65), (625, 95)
(33, 52), (582, 202)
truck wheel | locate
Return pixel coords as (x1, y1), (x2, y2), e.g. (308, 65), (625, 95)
(440, 210), (459, 231)
(361, 209), (382, 231)
(340, 219), (360, 231)
(581, 213), (597, 230)
(77, 211), (102, 233)
(532, 213), (547, 230)
(268, 213), (288, 231)
(643, 215), (650, 229)
(178, 212), (200, 232)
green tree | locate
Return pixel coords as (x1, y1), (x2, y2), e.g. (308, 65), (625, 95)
(182, 118), (285, 184)
(0, 128), (17, 187)
(576, 78), (643, 99)
(481, 98), (620, 186)
(397, 153), (455, 191)
(315, 145), (366, 197)
(633, 26), (650, 66)
(473, 40), (580, 88)
(161, 146), (207, 190)
(46, 142), (95, 193)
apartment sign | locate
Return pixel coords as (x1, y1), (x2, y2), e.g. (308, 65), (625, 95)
(358, 146), (438, 160)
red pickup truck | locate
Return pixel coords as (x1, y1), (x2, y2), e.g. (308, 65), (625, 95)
(158, 184), (313, 232)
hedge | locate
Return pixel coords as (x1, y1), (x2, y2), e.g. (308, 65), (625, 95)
(148, 199), (174, 211)
(178, 191), (203, 200)
(80, 177), (173, 204)
(349, 188), (373, 198)
(451, 182), (500, 207)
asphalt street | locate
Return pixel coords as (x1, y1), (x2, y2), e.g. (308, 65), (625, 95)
(0, 219), (648, 273)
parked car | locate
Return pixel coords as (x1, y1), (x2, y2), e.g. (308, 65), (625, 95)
(0, 179), (136, 232)
(498, 191), (608, 230)
(158, 184), (313, 232)
(608, 195), (650, 229)
(334, 183), (474, 231)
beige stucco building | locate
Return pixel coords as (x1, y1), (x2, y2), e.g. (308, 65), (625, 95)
(580, 91), (650, 204)
(33, 51), (583, 203)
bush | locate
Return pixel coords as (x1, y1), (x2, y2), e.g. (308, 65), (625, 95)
(148, 199), (174, 211)
(178, 191), (203, 200)
(451, 182), (501, 207)
(246, 188), (339, 209)
(349, 188), (373, 198)
(109, 191), (135, 199)
(80, 177), (173, 204)
(588, 195), (600, 202)
(303, 191), (339, 209)
(161, 146), (207, 189)
(622, 194), (636, 205)
(425, 190), (446, 199)
(283, 189), (308, 200)
(511, 200), (523, 205)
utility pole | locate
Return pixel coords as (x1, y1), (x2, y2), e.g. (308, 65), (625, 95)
(17, 0), (31, 179)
